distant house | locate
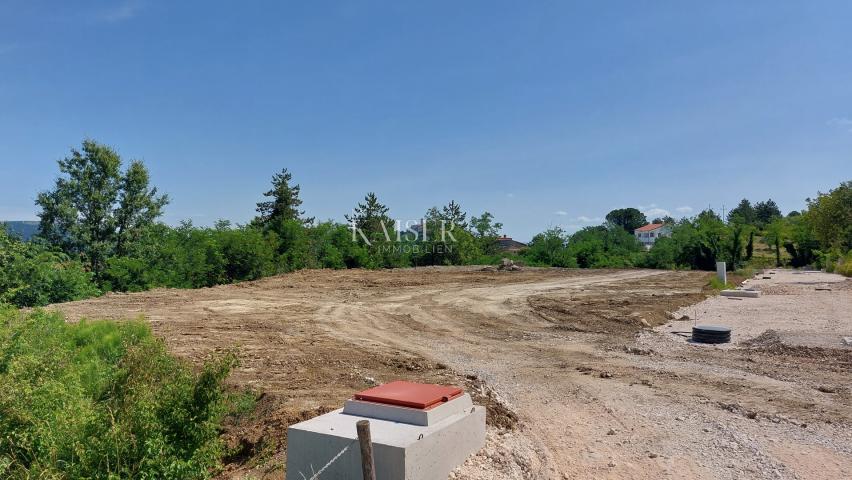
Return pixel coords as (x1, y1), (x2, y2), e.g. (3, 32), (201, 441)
(633, 223), (671, 250)
(496, 236), (527, 253)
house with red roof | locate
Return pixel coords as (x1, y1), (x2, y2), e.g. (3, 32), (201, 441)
(633, 223), (672, 249)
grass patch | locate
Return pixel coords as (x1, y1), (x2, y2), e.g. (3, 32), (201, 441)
(0, 307), (239, 479)
(708, 277), (737, 290)
(733, 267), (755, 279)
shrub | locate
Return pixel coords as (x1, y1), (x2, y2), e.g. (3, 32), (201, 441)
(217, 227), (275, 282)
(833, 250), (852, 277)
(102, 256), (152, 292)
(0, 228), (99, 307)
(0, 309), (235, 479)
(645, 237), (678, 269)
(708, 277), (735, 290)
(523, 227), (575, 267)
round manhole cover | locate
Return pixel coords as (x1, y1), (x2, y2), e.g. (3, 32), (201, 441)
(692, 325), (731, 344)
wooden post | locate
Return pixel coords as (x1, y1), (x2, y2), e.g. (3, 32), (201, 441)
(356, 419), (376, 480)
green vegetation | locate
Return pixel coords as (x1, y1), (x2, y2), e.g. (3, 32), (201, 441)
(605, 207), (648, 232)
(0, 139), (849, 477)
(0, 228), (98, 306)
(35, 140), (168, 282)
(0, 308), (235, 479)
(708, 276), (736, 291)
(524, 225), (644, 269)
(1, 140), (850, 310)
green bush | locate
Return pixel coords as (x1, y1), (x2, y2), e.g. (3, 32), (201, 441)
(708, 277), (735, 290)
(523, 227), (576, 267)
(102, 256), (153, 292)
(0, 309), (235, 479)
(831, 250), (852, 277)
(644, 237), (679, 269)
(218, 228), (275, 282)
(0, 228), (99, 307)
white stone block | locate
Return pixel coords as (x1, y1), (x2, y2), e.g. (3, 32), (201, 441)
(286, 405), (485, 480)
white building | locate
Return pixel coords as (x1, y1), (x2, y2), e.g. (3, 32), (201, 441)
(633, 223), (672, 249)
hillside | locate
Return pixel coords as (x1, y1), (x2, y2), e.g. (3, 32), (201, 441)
(1, 220), (39, 241)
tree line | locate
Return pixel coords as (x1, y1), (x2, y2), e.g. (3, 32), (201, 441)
(1, 140), (850, 307)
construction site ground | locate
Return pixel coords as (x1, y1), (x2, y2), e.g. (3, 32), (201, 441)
(51, 267), (852, 480)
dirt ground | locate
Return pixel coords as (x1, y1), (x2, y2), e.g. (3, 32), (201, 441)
(51, 267), (851, 480)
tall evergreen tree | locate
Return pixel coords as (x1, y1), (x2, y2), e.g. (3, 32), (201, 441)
(36, 140), (168, 280)
(255, 168), (313, 227)
(754, 199), (782, 226)
(728, 199), (756, 225)
(345, 192), (391, 237)
(440, 200), (468, 229)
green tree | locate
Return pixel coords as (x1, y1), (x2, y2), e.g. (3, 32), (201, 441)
(605, 208), (647, 232)
(754, 199), (782, 227)
(806, 181), (851, 251)
(567, 226), (642, 268)
(662, 211), (726, 271)
(254, 168), (313, 227)
(217, 227), (275, 281)
(745, 230), (754, 260)
(645, 236), (679, 269)
(763, 218), (787, 267)
(35, 140), (168, 281)
(470, 211), (503, 255)
(115, 161), (169, 256)
(440, 200), (468, 230)
(783, 215), (821, 267)
(524, 227), (575, 267)
(345, 192), (392, 240)
(726, 222), (746, 269)
(728, 199), (756, 225)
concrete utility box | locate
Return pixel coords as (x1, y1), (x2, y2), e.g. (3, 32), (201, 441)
(716, 261), (727, 284)
(286, 381), (486, 480)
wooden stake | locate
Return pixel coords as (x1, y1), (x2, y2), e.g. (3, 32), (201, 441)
(356, 419), (376, 480)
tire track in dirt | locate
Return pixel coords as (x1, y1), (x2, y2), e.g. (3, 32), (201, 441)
(47, 267), (851, 479)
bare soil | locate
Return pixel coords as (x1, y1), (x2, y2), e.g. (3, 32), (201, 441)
(50, 267), (852, 479)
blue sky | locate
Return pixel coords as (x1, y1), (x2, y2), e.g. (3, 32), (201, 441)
(1, 0), (850, 241)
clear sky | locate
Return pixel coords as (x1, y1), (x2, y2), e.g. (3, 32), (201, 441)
(1, 1), (850, 241)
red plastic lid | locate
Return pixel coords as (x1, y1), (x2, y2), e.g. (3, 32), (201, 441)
(354, 381), (463, 410)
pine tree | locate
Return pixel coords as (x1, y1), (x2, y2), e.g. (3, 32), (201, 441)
(255, 168), (313, 226)
(605, 208), (647, 232)
(345, 192), (391, 236)
(754, 199), (782, 227)
(728, 199), (756, 225)
(441, 200), (468, 229)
